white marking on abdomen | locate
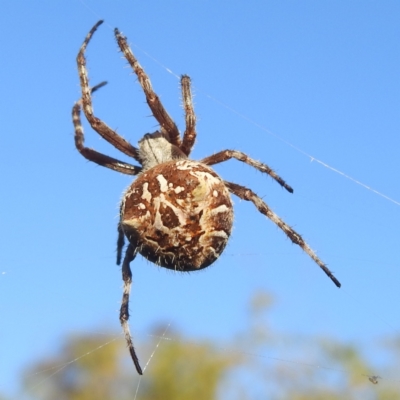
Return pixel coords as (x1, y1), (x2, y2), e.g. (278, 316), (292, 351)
(141, 182), (152, 202)
(207, 230), (229, 239)
(156, 174), (169, 192)
(209, 204), (229, 216)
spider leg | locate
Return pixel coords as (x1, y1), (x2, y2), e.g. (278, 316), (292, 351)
(224, 180), (341, 288)
(77, 20), (141, 161)
(180, 75), (197, 156)
(114, 27), (182, 148)
(73, 85), (142, 175)
(201, 150), (293, 193)
(120, 242), (143, 375)
(116, 223), (125, 265)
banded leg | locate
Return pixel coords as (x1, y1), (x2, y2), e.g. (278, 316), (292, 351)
(77, 21), (141, 161)
(225, 181), (341, 288)
(120, 243), (143, 375)
(180, 75), (197, 156)
(114, 27), (182, 148)
(73, 83), (142, 175)
(201, 150), (293, 193)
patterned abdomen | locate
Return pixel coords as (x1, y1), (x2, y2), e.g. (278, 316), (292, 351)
(121, 160), (234, 271)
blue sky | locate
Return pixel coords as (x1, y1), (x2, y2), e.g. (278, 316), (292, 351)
(1, 0), (400, 396)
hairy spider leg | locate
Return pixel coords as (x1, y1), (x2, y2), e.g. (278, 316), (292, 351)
(224, 181), (341, 288)
(114, 27), (182, 148)
(117, 223), (126, 265)
(120, 243), (143, 375)
(77, 20), (142, 161)
(202, 150), (294, 193)
(73, 82), (142, 175)
(180, 75), (197, 156)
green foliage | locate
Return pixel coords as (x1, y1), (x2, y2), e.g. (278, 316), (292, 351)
(23, 334), (134, 400)
(21, 291), (400, 400)
(139, 333), (241, 400)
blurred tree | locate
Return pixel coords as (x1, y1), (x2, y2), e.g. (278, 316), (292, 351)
(22, 291), (400, 400)
(138, 328), (241, 400)
(23, 329), (241, 400)
(23, 334), (134, 400)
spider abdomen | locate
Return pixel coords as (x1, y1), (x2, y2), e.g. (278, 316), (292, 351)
(121, 160), (233, 271)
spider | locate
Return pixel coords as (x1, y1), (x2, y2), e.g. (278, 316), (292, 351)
(73, 20), (341, 375)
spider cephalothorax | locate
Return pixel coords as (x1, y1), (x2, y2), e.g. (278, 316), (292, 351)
(73, 20), (341, 375)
